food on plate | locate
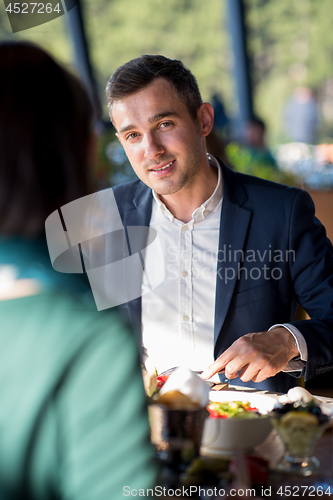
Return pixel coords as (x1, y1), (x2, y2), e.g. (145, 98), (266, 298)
(157, 389), (200, 409)
(207, 400), (260, 419)
(270, 399), (330, 457)
(142, 367), (157, 397)
(149, 368), (210, 463)
(154, 366), (210, 409)
(142, 368), (170, 396)
(156, 375), (169, 389)
(200, 391), (275, 457)
(211, 382), (229, 391)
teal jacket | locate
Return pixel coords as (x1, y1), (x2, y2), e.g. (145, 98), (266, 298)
(0, 238), (157, 499)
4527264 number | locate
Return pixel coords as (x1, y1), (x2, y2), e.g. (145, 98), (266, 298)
(5, 3), (61, 14)
(276, 485), (332, 496)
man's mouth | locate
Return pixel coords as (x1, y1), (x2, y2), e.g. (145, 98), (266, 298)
(149, 160), (175, 172)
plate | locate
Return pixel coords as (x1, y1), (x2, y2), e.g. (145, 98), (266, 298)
(200, 391), (276, 458)
(208, 390), (277, 414)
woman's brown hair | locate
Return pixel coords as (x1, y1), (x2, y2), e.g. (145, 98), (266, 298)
(0, 41), (93, 236)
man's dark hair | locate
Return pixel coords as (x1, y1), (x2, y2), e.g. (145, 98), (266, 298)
(106, 55), (203, 122)
(0, 41), (93, 236)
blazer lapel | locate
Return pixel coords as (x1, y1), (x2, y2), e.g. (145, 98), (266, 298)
(123, 187), (153, 252)
(121, 184), (153, 344)
(214, 162), (252, 343)
(113, 170), (251, 350)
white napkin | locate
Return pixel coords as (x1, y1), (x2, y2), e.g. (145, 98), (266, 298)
(278, 386), (314, 404)
(159, 366), (209, 407)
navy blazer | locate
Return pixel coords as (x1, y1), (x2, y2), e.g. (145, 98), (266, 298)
(113, 158), (333, 393)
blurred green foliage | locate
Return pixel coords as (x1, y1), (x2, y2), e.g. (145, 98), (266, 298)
(245, 0), (333, 144)
(1, 0), (333, 185)
(0, 1), (71, 66)
(83, 0), (232, 120)
(2, 0), (333, 139)
(225, 142), (298, 186)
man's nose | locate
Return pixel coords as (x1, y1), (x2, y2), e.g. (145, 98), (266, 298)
(144, 133), (164, 159)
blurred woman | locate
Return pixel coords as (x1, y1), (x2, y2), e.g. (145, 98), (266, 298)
(0, 41), (157, 499)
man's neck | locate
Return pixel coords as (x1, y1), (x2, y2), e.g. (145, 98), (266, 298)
(158, 159), (218, 223)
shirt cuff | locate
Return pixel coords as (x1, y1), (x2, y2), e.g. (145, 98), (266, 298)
(269, 323), (308, 372)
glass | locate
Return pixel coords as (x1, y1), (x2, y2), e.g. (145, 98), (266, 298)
(149, 403), (209, 472)
(271, 409), (331, 476)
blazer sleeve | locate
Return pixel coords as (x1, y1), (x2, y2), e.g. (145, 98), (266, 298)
(288, 189), (333, 380)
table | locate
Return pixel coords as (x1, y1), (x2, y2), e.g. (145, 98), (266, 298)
(157, 387), (333, 499)
(265, 432), (333, 499)
(233, 386), (333, 497)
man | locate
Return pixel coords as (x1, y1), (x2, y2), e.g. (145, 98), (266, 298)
(105, 55), (333, 393)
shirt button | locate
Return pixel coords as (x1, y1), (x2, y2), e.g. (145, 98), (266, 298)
(183, 314), (189, 322)
(182, 271), (188, 278)
(203, 209), (209, 217)
(182, 225), (188, 232)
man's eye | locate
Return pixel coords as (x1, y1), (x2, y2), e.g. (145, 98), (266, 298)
(160, 121), (172, 129)
(126, 132), (139, 140)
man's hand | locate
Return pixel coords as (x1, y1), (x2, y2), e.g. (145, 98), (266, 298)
(201, 328), (300, 383)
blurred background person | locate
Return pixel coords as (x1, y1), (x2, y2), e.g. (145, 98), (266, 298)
(211, 93), (230, 133)
(206, 93), (233, 167)
(0, 41), (156, 500)
(243, 116), (278, 169)
(283, 86), (319, 144)
(223, 115), (288, 182)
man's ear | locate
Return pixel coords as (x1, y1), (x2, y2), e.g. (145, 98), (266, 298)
(197, 102), (214, 137)
(115, 131), (122, 144)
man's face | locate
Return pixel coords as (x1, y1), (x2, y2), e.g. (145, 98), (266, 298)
(112, 78), (205, 196)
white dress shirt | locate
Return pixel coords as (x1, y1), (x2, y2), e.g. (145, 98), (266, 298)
(142, 155), (307, 376)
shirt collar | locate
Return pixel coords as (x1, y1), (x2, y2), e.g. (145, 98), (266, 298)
(152, 154), (223, 223)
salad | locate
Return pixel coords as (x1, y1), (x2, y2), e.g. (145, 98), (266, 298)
(207, 400), (260, 419)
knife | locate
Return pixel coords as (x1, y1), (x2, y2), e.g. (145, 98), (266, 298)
(159, 367), (228, 389)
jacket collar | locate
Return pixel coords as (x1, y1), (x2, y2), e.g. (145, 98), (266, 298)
(122, 158), (252, 346)
(214, 158), (252, 343)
